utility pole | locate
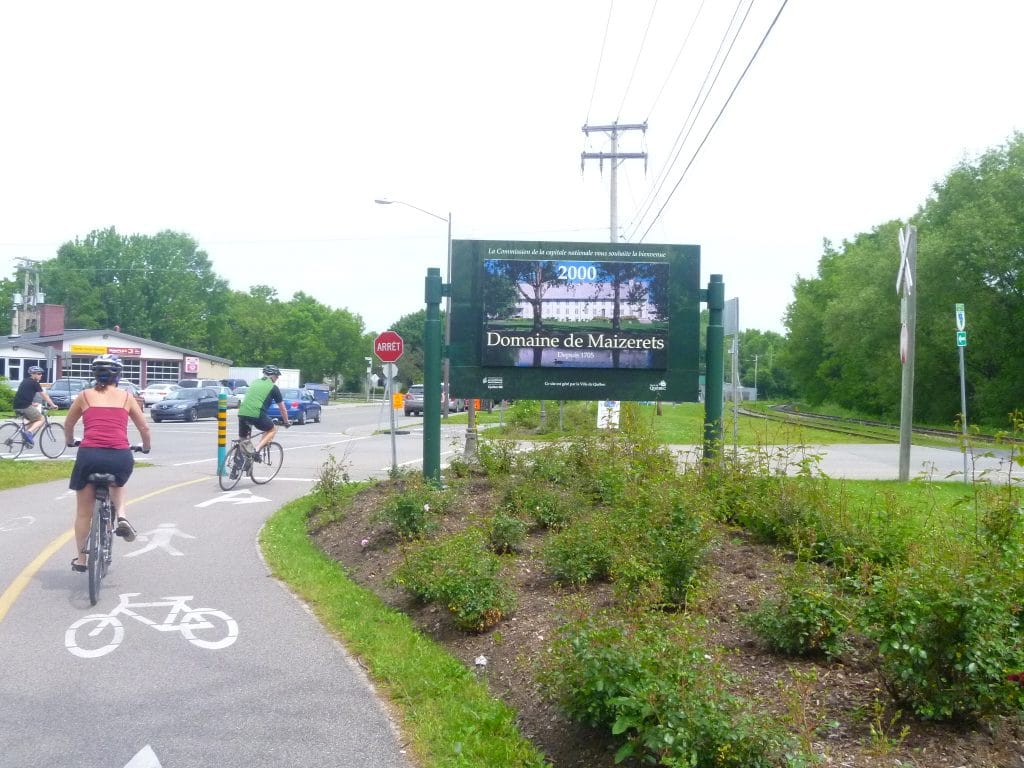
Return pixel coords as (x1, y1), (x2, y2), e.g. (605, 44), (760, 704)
(897, 225), (917, 482)
(581, 122), (647, 242)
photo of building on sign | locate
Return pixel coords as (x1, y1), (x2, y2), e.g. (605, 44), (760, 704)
(481, 258), (669, 369)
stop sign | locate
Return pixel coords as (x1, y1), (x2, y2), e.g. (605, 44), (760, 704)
(373, 330), (404, 363)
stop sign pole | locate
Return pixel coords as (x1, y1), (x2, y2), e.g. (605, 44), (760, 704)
(374, 330), (404, 474)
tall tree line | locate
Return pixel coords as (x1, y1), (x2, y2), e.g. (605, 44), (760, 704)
(780, 131), (1024, 426)
(17, 227), (373, 389)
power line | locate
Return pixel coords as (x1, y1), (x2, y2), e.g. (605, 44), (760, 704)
(615, 0), (660, 121)
(638, 0), (790, 242)
(585, 0), (616, 125)
(628, 0), (753, 239)
(644, 0), (709, 122)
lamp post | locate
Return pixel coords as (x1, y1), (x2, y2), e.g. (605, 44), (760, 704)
(375, 198), (478, 455)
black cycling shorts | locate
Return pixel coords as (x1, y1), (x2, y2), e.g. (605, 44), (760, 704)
(69, 447), (135, 491)
(238, 414), (275, 438)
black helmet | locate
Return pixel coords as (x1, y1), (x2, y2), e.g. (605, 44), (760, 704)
(262, 365), (281, 376)
(91, 354), (123, 383)
(28, 366), (44, 375)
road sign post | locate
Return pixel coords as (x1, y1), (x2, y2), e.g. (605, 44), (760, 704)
(374, 331), (405, 476)
(955, 303), (968, 483)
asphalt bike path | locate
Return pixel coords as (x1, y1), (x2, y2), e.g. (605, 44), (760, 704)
(0, 445), (415, 767)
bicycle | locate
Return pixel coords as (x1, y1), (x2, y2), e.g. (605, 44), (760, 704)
(75, 443), (147, 606)
(0, 406), (66, 459)
(218, 436), (284, 491)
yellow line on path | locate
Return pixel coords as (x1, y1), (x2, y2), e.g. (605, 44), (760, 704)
(0, 476), (210, 624)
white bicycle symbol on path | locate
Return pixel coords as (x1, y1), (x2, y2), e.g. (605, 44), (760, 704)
(65, 593), (239, 658)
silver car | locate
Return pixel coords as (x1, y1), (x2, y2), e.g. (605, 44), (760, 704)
(403, 385), (425, 416)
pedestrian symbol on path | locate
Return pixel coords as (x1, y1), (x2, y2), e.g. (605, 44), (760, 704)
(123, 523), (196, 558)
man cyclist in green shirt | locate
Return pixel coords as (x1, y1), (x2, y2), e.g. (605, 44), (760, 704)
(237, 365), (291, 459)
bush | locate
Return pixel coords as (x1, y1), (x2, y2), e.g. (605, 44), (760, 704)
(487, 510), (528, 554)
(541, 516), (614, 586)
(393, 529), (517, 632)
(502, 482), (576, 530)
(609, 491), (710, 608)
(372, 475), (447, 540)
(744, 560), (851, 660)
(0, 380), (13, 413)
(862, 543), (1024, 720)
(539, 608), (793, 767)
(477, 439), (520, 476)
(506, 400), (540, 430)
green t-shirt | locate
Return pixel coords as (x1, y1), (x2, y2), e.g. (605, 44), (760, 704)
(238, 377), (281, 418)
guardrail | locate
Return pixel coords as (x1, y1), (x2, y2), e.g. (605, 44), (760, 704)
(332, 392), (388, 403)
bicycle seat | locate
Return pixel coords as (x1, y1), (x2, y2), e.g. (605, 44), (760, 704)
(87, 473), (118, 485)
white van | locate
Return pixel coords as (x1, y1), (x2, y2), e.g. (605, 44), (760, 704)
(177, 378), (222, 389)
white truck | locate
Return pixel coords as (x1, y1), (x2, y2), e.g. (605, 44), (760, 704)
(228, 366), (301, 390)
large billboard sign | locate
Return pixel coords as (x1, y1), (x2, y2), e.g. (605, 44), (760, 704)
(449, 240), (700, 402)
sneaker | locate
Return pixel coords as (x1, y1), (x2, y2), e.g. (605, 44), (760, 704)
(115, 517), (137, 542)
(252, 452), (262, 463)
(22, 430), (34, 446)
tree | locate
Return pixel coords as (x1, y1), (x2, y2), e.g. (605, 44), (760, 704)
(41, 228), (229, 350)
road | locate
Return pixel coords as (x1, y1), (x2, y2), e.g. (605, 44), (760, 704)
(0, 403), (470, 768)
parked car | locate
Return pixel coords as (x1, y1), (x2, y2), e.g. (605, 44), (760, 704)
(233, 385), (249, 399)
(213, 386), (240, 408)
(118, 381), (146, 410)
(268, 388), (322, 425)
(220, 378), (248, 391)
(48, 377), (91, 409)
(150, 387), (221, 422)
(177, 378), (222, 389)
(142, 382), (179, 406)
(403, 384), (425, 416)
(403, 384), (459, 416)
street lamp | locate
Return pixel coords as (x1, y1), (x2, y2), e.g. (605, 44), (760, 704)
(375, 198), (478, 455)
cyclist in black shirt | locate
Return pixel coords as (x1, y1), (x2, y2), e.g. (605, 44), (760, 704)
(13, 366), (58, 447)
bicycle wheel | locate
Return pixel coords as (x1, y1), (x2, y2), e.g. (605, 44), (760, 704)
(218, 446), (244, 491)
(0, 423), (24, 459)
(86, 503), (102, 606)
(180, 610), (240, 650)
(65, 615), (125, 658)
(250, 442), (283, 484)
(100, 504), (112, 577)
(38, 422), (66, 458)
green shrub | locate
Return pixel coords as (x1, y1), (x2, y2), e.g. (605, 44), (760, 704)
(541, 516), (613, 586)
(0, 380), (13, 413)
(502, 482), (576, 530)
(506, 399), (540, 430)
(477, 438), (520, 476)
(393, 529), (517, 632)
(862, 544), (1024, 720)
(539, 608), (793, 767)
(487, 510), (528, 554)
(372, 476), (447, 539)
(744, 561), (851, 660)
(609, 492), (710, 608)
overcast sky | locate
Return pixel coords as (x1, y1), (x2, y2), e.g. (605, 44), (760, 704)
(1, 1), (1020, 336)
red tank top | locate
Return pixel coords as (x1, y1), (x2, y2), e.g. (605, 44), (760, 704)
(80, 390), (131, 449)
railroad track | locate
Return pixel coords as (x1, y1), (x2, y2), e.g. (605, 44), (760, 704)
(737, 404), (1022, 445)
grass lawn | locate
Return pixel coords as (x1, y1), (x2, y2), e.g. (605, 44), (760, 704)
(0, 458), (74, 490)
(458, 402), (903, 445)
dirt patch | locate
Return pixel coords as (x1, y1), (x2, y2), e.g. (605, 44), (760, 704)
(312, 478), (1023, 768)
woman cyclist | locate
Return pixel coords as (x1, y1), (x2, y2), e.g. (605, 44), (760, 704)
(64, 354), (151, 573)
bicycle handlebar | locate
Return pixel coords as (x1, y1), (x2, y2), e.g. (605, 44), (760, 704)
(67, 440), (149, 453)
